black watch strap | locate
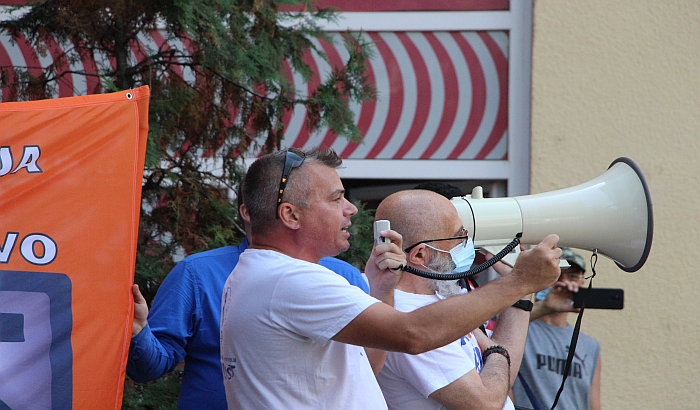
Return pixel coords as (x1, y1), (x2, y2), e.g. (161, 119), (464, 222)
(512, 299), (533, 311)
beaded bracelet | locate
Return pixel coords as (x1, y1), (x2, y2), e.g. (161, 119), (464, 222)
(482, 345), (511, 367)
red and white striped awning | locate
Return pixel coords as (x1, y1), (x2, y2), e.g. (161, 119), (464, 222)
(0, 28), (195, 99)
(1, 4), (533, 193)
(1, 27), (508, 162)
(282, 31), (509, 161)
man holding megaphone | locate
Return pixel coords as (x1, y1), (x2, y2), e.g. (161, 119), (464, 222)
(374, 189), (543, 410)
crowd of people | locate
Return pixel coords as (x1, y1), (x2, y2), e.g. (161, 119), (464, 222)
(128, 146), (602, 410)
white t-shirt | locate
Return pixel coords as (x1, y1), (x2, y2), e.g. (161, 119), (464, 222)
(220, 249), (386, 410)
(376, 290), (515, 410)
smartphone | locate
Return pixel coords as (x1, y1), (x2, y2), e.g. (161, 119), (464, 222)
(572, 288), (624, 309)
(374, 220), (391, 244)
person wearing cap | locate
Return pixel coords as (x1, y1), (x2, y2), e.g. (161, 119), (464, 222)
(511, 247), (602, 410)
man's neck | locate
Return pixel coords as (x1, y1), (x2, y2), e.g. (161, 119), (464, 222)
(538, 311), (570, 327)
(249, 233), (322, 264)
(396, 273), (434, 295)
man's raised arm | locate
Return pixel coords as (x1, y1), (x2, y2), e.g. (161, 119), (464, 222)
(334, 234), (562, 355)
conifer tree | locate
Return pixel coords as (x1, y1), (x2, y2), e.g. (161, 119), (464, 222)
(1, 1), (376, 407)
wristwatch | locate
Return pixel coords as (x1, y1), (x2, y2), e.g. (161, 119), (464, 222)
(511, 299), (533, 311)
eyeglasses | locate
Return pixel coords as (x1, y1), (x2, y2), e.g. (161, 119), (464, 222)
(404, 227), (469, 253)
(276, 148), (306, 219)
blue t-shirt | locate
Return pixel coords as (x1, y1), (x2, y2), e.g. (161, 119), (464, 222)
(127, 239), (368, 410)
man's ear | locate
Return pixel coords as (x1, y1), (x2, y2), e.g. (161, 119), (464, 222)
(239, 204), (251, 224)
(407, 244), (430, 267)
(278, 203), (301, 230)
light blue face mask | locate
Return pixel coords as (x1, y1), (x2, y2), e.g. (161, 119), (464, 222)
(427, 237), (476, 273)
(536, 287), (550, 301)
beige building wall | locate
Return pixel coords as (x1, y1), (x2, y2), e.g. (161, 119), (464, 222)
(530, 1), (699, 408)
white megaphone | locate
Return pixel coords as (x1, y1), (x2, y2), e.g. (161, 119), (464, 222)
(451, 157), (653, 272)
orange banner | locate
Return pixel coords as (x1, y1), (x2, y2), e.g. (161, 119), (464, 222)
(0, 86), (149, 410)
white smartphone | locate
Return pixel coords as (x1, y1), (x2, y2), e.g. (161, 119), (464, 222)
(374, 220), (391, 244)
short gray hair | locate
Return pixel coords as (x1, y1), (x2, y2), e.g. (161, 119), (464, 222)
(242, 147), (343, 235)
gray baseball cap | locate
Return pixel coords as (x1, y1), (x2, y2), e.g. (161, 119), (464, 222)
(560, 247), (586, 272)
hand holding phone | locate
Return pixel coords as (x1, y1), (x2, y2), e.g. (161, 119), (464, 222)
(366, 220), (405, 295)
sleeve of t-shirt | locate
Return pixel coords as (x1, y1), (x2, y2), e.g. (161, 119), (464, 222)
(318, 257), (370, 294)
(385, 339), (476, 398)
(270, 263), (379, 345)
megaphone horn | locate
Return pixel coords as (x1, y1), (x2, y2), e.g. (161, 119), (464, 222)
(451, 157), (653, 272)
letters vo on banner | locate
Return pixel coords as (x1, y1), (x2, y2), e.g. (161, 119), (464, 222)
(0, 86), (150, 410)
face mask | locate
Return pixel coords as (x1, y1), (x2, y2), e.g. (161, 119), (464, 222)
(426, 237), (476, 274)
(536, 287), (550, 301)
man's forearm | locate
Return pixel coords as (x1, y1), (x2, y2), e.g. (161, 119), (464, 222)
(529, 300), (553, 322)
(406, 275), (530, 354)
(127, 324), (181, 383)
(365, 288), (394, 374)
(369, 285), (394, 307)
(478, 353), (511, 407)
(364, 348), (388, 375)
(489, 302), (530, 386)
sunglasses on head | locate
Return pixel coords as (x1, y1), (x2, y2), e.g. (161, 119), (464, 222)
(276, 148), (306, 219)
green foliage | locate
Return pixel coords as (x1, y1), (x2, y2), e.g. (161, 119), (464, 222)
(122, 369), (182, 410)
(0, 1), (376, 408)
(337, 200), (375, 271)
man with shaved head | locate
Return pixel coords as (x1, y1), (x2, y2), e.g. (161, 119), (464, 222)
(375, 189), (530, 409)
(220, 147), (561, 409)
